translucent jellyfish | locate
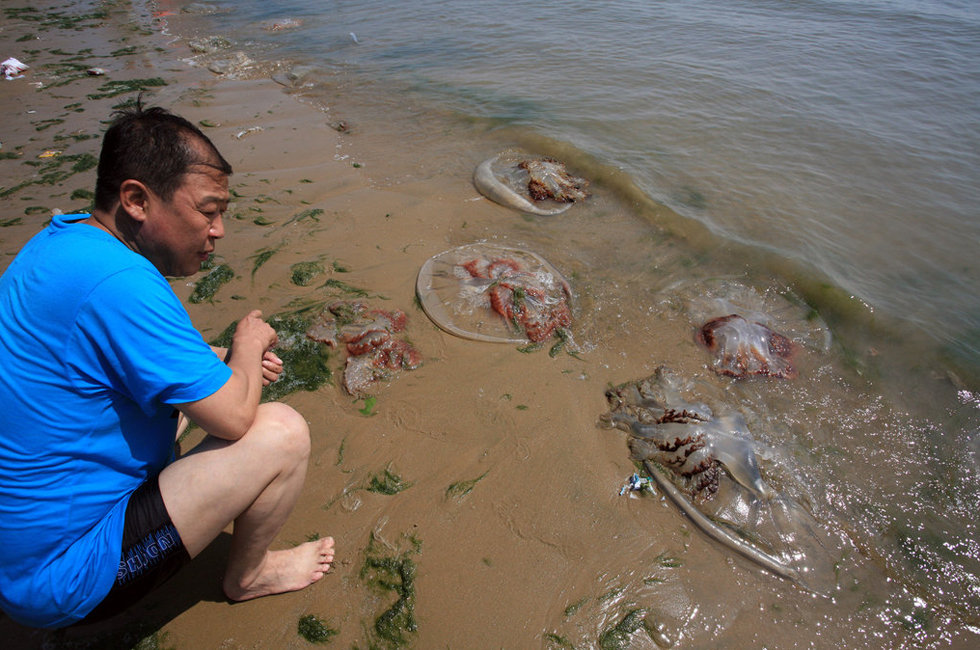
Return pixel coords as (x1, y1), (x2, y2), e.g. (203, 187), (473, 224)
(416, 244), (574, 344)
(600, 367), (838, 593)
(679, 279), (831, 378)
(306, 301), (421, 396)
(473, 151), (589, 216)
(263, 18), (303, 31)
(697, 313), (797, 379)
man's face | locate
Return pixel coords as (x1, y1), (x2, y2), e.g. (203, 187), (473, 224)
(137, 164), (229, 278)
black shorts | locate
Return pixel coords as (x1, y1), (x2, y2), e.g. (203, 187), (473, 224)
(78, 476), (191, 624)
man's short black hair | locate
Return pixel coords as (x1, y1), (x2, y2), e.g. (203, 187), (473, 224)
(94, 99), (233, 212)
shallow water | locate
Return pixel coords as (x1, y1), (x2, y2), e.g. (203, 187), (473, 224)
(156, 0), (980, 376)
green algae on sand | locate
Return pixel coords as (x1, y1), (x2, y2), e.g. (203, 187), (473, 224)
(188, 263), (234, 303)
(0, 152), (99, 200)
(598, 609), (649, 649)
(360, 532), (422, 649)
(282, 207), (324, 227)
(592, 607), (673, 649)
(445, 470), (489, 500)
(291, 260), (325, 286)
(297, 614), (338, 644)
(86, 77), (167, 100)
(249, 247), (278, 279)
(2, 5), (109, 30)
(366, 466), (413, 495)
(544, 632), (576, 649)
(210, 309), (333, 402)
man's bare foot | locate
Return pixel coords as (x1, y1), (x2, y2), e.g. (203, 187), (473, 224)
(224, 537), (335, 602)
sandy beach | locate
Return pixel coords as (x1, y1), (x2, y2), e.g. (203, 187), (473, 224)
(3, 4), (978, 649)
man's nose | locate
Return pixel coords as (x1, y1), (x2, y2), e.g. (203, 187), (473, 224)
(210, 214), (225, 238)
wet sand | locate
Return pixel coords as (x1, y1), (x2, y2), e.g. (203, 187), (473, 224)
(3, 4), (978, 649)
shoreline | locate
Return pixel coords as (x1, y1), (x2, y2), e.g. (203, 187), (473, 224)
(2, 3), (979, 649)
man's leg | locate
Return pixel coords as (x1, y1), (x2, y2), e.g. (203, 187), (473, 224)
(158, 402), (334, 601)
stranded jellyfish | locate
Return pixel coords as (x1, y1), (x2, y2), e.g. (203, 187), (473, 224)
(681, 279), (831, 379)
(416, 244), (574, 345)
(473, 151), (589, 216)
(697, 314), (797, 379)
(601, 367), (837, 593)
(306, 301), (422, 396)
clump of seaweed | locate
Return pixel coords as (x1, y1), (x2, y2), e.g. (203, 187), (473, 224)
(36, 60), (93, 90)
(291, 261), (325, 286)
(654, 550), (683, 569)
(188, 263), (234, 303)
(86, 77), (167, 100)
(0, 152), (99, 200)
(598, 609), (648, 650)
(594, 608), (672, 649)
(264, 313), (333, 400)
(33, 118), (64, 131)
(297, 614), (338, 644)
(360, 532), (422, 649)
(357, 395), (377, 416)
(321, 277), (374, 298)
(249, 246), (278, 279)
(282, 207), (324, 227)
(445, 471), (489, 500)
(111, 45), (139, 57)
(366, 466), (413, 495)
(544, 632), (576, 649)
(3, 6), (108, 30)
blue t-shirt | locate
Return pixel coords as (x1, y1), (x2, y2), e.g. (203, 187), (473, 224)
(0, 214), (232, 628)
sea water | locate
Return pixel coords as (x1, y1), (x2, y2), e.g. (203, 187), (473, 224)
(146, 0), (980, 645)
(158, 0), (980, 374)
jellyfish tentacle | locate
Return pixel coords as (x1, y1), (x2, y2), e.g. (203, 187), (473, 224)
(642, 459), (801, 583)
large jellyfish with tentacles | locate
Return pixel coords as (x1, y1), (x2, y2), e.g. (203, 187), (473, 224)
(680, 279), (831, 379)
(697, 313), (798, 379)
(473, 151), (590, 216)
(306, 301), (422, 396)
(416, 243), (576, 350)
(600, 366), (839, 594)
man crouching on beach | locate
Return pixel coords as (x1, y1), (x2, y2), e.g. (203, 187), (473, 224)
(0, 102), (334, 628)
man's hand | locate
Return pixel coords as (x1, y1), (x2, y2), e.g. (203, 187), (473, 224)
(177, 310), (281, 440)
(212, 339), (281, 385)
(261, 350), (283, 386)
(232, 310), (278, 356)
(233, 311), (281, 385)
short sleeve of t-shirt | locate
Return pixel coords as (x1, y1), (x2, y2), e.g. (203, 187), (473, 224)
(69, 265), (232, 415)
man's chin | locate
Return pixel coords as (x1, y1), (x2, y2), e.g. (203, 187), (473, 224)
(164, 263), (205, 279)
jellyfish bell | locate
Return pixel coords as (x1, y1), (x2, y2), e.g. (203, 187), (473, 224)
(674, 279), (831, 379)
(697, 313), (798, 379)
(473, 151), (589, 216)
(416, 243), (574, 345)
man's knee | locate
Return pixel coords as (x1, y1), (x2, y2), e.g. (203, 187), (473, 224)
(255, 402), (310, 460)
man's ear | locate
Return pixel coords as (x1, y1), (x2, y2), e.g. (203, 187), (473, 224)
(118, 179), (150, 222)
